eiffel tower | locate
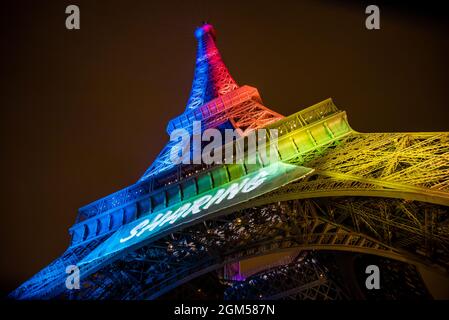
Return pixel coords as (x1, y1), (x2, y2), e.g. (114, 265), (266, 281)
(11, 23), (449, 300)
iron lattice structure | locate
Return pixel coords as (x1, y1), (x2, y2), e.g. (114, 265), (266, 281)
(224, 252), (431, 300)
(224, 253), (350, 300)
(11, 24), (449, 300)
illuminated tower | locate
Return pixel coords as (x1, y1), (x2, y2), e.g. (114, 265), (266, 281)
(11, 24), (449, 300)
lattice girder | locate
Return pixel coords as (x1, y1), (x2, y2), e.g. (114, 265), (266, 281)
(64, 196), (449, 300)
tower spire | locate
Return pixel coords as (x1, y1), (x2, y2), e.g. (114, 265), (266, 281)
(138, 24), (283, 181)
(185, 23), (238, 110)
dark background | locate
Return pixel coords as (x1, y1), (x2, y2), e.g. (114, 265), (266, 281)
(0, 0), (448, 296)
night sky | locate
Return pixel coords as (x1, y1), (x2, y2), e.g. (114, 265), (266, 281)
(1, 1), (448, 296)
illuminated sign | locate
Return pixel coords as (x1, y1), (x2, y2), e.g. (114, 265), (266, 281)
(119, 169), (269, 244)
(79, 162), (313, 266)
